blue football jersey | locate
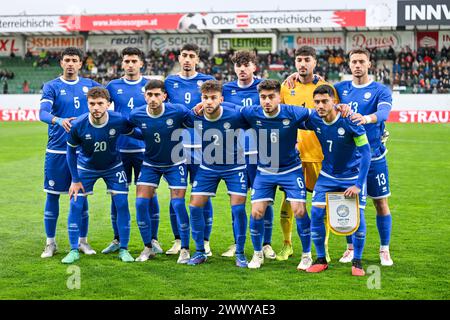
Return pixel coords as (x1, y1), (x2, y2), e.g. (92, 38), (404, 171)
(106, 77), (147, 152)
(304, 112), (367, 179)
(129, 103), (191, 166)
(165, 72), (215, 147)
(240, 104), (311, 172)
(334, 80), (392, 159)
(40, 76), (101, 152)
(186, 102), (249, 171)
(67, 111), (134, 171)
(223, 78), (262, 154)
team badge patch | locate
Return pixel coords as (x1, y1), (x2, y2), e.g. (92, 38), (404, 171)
(109, 129), (116, 136)
(364, 92), (372, 99)
(282, 119), (290, 126)
(338, 127), (345, 135)
(82, 86), (89, 93)
(223, 122), (231, 129)
(166, 118), (174, 126)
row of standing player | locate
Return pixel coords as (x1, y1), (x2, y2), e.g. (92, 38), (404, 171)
(39, 44), (393, 273)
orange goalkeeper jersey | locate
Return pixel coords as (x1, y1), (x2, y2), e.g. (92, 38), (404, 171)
(281, 78), (338, 163)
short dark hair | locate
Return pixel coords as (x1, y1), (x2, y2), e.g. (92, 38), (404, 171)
(180, 43), (200, 55)
(313, 84), (335, 98)
(295, 46), (316, 59)
(257, 79), (281, 93)
(60, 47), (83, 61)
(200, 80), (222, 93)
(231, 50), (257, 65)
(87, 87), (110, 101)
(145, 79), (166, 93)
(348, 48), (371, 59)
(121, 47), (145, 61)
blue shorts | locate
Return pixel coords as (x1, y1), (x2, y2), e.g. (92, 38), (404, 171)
(120, 152), (144, 185)
(78, 164), (129, 195)
(312, 173), (367, 208)
(367, 157), (390, 199)
(251, 166), (306, 203)
(245, 154), (258, 189)
(137, 163), (188, 189)
(44, 152), (71, 194)
(184, 147), (201, 184)
(191, 166), (248, 197)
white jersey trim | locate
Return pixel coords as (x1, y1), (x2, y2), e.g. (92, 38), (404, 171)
(368, 193), (391, 199)
(251, 198), (274, 203)
(168, 186), (188, 190)
(43, 189), (68, 194)
(371, 149), (388, 161)
(67, 142), (78, 148)
(40, 99), (53, 105)
(89, 112), (109, 128)
(136, 182), (159, 187)
(178, 72), (198, 80)
(123, 76), (143, 85)
(351, 80), (373, 88)
(319, 170), (359, 181)
(199, 164), (247, 172)
(59, 76), (80, 85)
(107, 190), (129, 195)
(377, 102), (392, 107)
(227, 191), (247, 197)
(46, 149), (67, 154)
(257, 164), (302, 175)
(286, 198), (306, 203)
(190, 192), (216, 197)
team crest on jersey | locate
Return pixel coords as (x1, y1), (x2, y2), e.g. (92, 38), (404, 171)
(338, 127), (345, 135)
(82, 86), (89, 93)
(60, 89), (66, 95)
(173, 83), (179, 89)
(256, 120), (262, 126)
(364, 92), (372, 100)
(141, 87), (145, 92)
(282, 119), (290, 126)
(223, 122), (231, 129)
(49, 180), (55, 187)
(290, 90), (296, 96)
(109, 129), (116, 136)
(342, 90), (348, 96)
(85, 134), (92, 140)
(231, 90), (237, 95)
(197, 80), (203, 87)
(166, 118), (174, 126)
(117, 89), (123, 95)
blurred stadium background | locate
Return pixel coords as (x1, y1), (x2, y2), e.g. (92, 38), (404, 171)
(0, 0), (449, 300)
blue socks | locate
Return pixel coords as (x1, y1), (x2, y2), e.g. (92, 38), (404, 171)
(203, 198), (213, 241)
(44, 193), (60, 238)
(112, 194), (131, 249)
(250, 215), (264, 252)
(150, 195), (160, 240)
(68, 196), (86, 250)
(353, 209), (367, 260)
(296, 213), (311, 253)
(110, 200), (119, 240)
(263, 205), (273, 245)
(169, 201), (181, 240)
(311, 206), (326, 259)
(232, 204), (247, 254)
(171, 198), (190, 249)
(376, 214), (392, 247)
(136, 197), (152, 247)
(189, 205), (205, 252)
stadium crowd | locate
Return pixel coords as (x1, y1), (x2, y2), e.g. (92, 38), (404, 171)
(1, 46), (449, 93)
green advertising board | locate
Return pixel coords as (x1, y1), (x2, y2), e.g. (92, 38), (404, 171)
(218, 37), (273, 53)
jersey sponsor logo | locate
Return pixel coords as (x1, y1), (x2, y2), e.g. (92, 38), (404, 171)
(117, 89), (123, 94)
(142, 123), (147, 128)
(109, 129), (116, 136)
(82, 86), (89, 93)
(85, 134), (92, 140)
(223, 122), (231, 129)
(338, 127), (345, 135)
(60, 89), (67, 95)
(282, 119), (290, 126)
(256, 120), (262, 126)
(231, 89), (237, 95)
(342, 90), (348, 96)
(364, 92), (372, 100)
(173, 83), (179, 89)
(166, 118), (174, 126)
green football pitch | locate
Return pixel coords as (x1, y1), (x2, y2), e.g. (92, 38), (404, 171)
(0, 122), (449, 300)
